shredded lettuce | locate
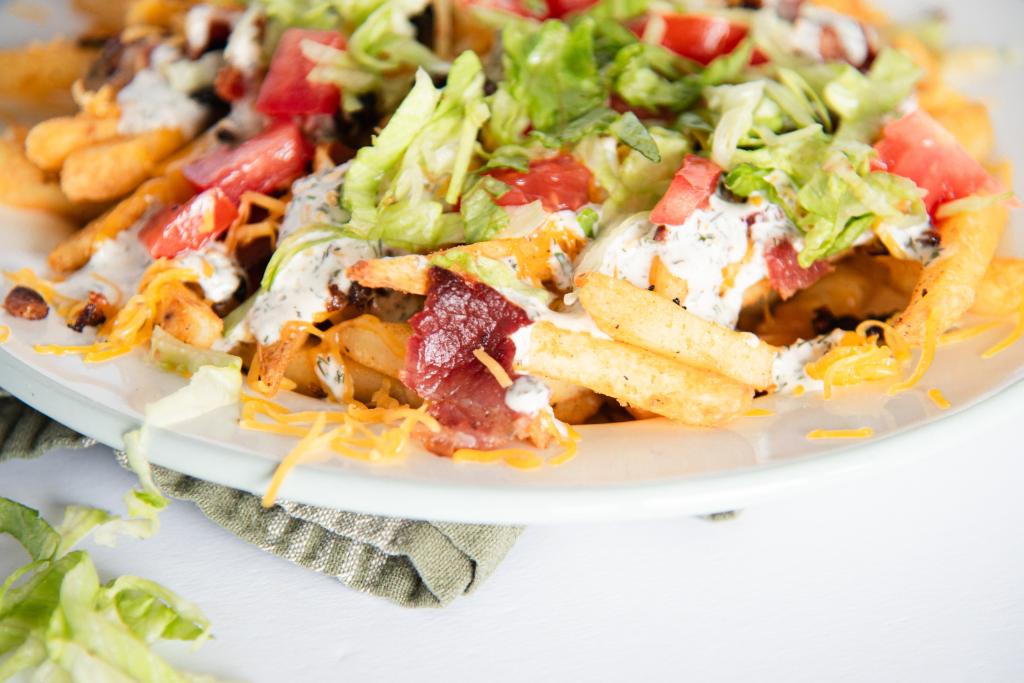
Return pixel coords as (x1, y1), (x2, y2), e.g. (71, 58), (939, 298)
(0, 497), (217, 681)
(822, 48), (922, 142)
(461, 176), (511, 243)
(606, 42), (700, 113)
(149, 326), (241, 376)
(302, 0), (449, 112)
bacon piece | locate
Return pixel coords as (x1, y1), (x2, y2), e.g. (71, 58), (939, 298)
(68, 291), (109, 332)
(402, 267), (532, 455)
(764, 240), (832, 300)
(4, 286), (48, 320)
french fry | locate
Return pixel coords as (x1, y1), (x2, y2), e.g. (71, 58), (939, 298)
(0, 138), (101, 221)
(649, 255), (688, 304)
(971, 257), (1024, 317)
(546, 378), (603, 424)
(333, 314), (412, 379)
(516, 322), (753, 426)
(154, 281), (223, 348)
(25, 115), (122, 172)
(61, 128), (186, 202)
(344, 356), (423, 406)
(578, 273), (778, 389)
(73, 0), (133, 38)
(251, 326), (310, 396)
(347, 255), (430, 295)
(48, 170), (195, 273)
(0, 39), (97, 115)
(893, 202), (1009, 344)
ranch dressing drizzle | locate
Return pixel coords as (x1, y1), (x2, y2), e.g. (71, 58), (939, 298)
(117, 45), (208, 139)
(770, 329), (846, 394)
(57, 220), (154, 304)
(789, 5), (871, 66)
(176, 242), (243, 304)
(246, 166), (380, 345)
(577, 195), (799, 329)
(504, 375), (551, 415)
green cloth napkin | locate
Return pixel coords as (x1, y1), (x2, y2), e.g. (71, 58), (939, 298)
(0, 391), (522, 608)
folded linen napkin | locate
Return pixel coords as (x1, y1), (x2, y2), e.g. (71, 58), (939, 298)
(0, 390), (522, 608)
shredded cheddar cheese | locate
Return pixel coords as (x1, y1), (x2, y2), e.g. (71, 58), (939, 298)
(473, 347), (513, 388)
(243, 385), (442, 507)
(940, 321), (1000, 346)
(981, 299), (1024, 359)
(225, 191), (286, 253)
(888, 310), (940, 395)
(0, 325), (9, 344)
(928, 388), (951, 410)
(90, 272), (124, 307)
(453, 447), (544, 469)
(805, 327), (902, 399)
(744, 408), (774, 417)
(792, 385), (805, 397)
(806, 427), (874, 440)
(34, 262), (197, 362)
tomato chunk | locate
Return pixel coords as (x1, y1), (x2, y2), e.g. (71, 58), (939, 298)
(544, 0), (599, 18)
(255, 28), (346, 117)
(139, 188), (239, 259)
(183, 121), (312, 201)
(649, 155), (722, 226)
(489, 155), (593, 213)
(873, 109), (1001, 217)
(659, 15), (750, 66)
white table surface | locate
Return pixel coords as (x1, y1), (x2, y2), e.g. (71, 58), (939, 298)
(2, 431), (1022, 682)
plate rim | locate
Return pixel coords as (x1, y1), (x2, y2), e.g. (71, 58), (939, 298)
(2, 344), (1019, 524)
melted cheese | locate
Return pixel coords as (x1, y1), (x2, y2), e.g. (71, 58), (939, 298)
(927, 388), (951, 410)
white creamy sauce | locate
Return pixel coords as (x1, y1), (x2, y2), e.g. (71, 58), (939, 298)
(504, 375), (551, 415)
(57, 220), (153, 303)
(176, 242), (242, 303)
(578, 195), (798, 329)
(770, 329), (845, 394)
(216, 95), (267, 141)
(248, 233), (378, 345)
(164, 51), (223, 95)
(117, 46), (208, 138)
(225, 6), (264, 76)
(184, 4), (240, 55)
(876, 219), (941, 263)
(548, 242), (574, 291)
(280, 164), (350, 239)
(315, 353), (347, 402)
(790, 6), (870, 66)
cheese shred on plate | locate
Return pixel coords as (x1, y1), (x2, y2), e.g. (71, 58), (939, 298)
(806, 427), (875, 440)
(452, 410), (580, 469)
(241, 386), (441, 507)
(981, 299), (1024, 359)
(928, 388), (952, 410)
(0, 325), (9, 344)
(888, 310), (941, 395)
(804, 320), (908, 399)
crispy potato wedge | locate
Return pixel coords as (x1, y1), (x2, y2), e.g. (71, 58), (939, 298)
(333, 314), (412, 379)
(49, 170), (195, 273)
(344, 356), (423, 406)
(347, 255), (429, 295)
(516, 322), (753, 426)
(893, 203), (1009, 344)
(546, 378), (604, 424)
(155, 281), (223, 348)
(25, 115), (122, 172)
(0, 39), (97, 115)
(971, 257), (1024, 317)
(61, 128), (186, 202)
(251, 326), (310, 396)
(578, 273), (779, 389)
(0, 138), (101, 221)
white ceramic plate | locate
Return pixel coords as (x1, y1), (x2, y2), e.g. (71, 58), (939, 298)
(1, 0), (1022, 523)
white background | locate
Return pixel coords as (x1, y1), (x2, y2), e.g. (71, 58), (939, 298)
(2, 436), (1022, 682)
(2, 0), (1024, 680)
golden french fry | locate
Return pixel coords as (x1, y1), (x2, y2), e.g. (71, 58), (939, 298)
(49, 170), (195, 273)
(516, 321), (753, 426)
(25, 115), (122, 172)
(578, 273), (779, 389)
(893, 202), (1009, 344)
(546, 378), (603, 424)
(971, 257), (1024, 317)
(154, 281), (223, 348)
(347, 255), (430, 295)
(0, 39), (97, 115)
(333, 314), (412, 379)
(343, 356), (423, 406)
(73, 0), (133, 38)
(61, 128), (186, 202)
(649, 255), (688, 305)
(0, 138), (101, 221)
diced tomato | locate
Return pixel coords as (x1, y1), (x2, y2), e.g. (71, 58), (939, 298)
(544, 0), (598, 18)
(659, 15), (750, 66)
(873, 109), (1001, 218)
(138, 188), (239, 259)
(183, 121), (312, 201)
(649, 155), (722, 226)
(255, 28), (346, 117)
(489, 155), (594, 213)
